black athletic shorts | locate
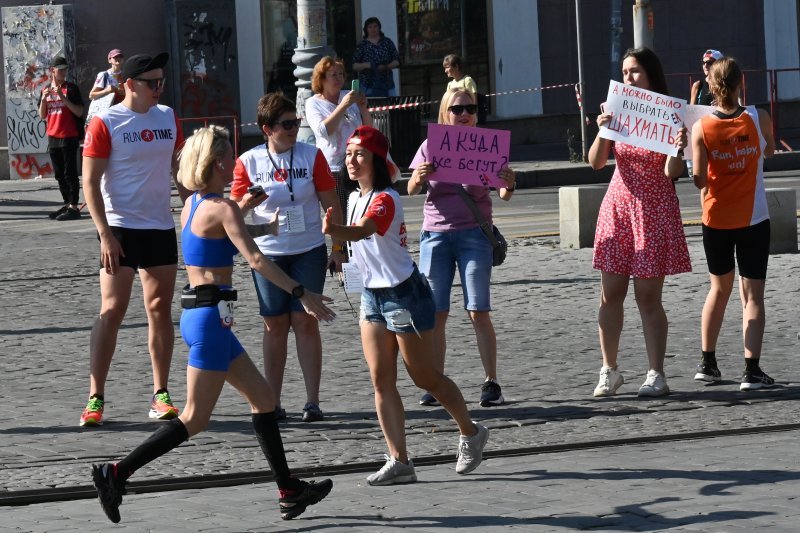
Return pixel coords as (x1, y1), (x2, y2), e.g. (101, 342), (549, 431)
(702, 219), (770, 280)
(98, 227), (178, 270)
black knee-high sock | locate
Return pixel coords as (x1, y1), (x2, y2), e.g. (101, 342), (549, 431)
(116, 419), (189, 480)
(252, 411), (298, 490)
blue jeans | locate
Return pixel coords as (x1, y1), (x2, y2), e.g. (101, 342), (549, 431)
(418, 227), (493, 312)
(360, 267), (435, 333)
(251, 244), (327, 316)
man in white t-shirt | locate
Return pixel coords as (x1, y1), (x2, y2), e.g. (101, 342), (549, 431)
(80, 52), (189, 428)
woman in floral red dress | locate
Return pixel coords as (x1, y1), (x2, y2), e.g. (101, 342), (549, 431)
(588, 47), (691, 398)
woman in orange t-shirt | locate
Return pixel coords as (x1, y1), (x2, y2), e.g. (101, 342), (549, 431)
(690, 57), (776, 391)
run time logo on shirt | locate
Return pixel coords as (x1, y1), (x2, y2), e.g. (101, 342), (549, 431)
(270, 168), (309, 182)
(123, 128), (175, 143)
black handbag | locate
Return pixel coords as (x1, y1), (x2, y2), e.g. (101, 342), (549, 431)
(456, 187), (507, 266)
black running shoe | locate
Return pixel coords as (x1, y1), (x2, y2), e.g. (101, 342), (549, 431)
(279, 479), (333, 520)
(48, 205), (68, 219)
(92, 463), (126, 523)
(479, 379), (505, 407)
(740, 368), (776, 391)
(694, 362), (722, 382)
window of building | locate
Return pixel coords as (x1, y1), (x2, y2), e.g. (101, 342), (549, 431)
(396, 0), (489, 113)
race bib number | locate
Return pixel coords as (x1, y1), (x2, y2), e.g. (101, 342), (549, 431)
(342, 263), (364, 294)
(217, 300), (235, 328)
(281, 205), (306, 234)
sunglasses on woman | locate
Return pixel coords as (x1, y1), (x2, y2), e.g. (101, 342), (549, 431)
(448, 104), (478, 115)
(134, 77), (166, 91)
(272, 118), (302, 130)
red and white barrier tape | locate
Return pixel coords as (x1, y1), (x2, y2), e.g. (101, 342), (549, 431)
(238, 82), (579, 127)
(367, 81), (577, 112)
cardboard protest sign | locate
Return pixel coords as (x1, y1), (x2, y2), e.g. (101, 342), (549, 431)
(599, 80), (686, 157)
(683, 104), (715, 162)
(426, 123), (511, 188)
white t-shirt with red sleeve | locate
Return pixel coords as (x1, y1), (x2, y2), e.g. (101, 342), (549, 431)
(348, 188), (414, 289)
(83, 103), (184, 230)
(231, 142), (335, 255)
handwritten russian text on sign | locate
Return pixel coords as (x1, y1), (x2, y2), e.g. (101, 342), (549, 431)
(426, 123), (511, 188)
(683, 104), (715, 162)
(599, 80), (686, 157)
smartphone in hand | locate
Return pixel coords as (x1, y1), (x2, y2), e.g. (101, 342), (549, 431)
(248, 184), (265, 196)
(351, 79), (360, 93)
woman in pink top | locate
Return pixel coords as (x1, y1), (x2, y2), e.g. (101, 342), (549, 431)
(408, 88), (516, 408)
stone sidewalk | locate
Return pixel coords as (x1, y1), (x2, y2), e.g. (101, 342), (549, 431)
(3, 430), (800, 531)
(0, 178), (798, 504)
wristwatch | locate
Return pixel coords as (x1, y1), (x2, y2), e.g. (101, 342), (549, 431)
(291, 285), (305, 299)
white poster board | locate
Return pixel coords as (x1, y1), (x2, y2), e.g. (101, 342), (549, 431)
(683, 104), (715, 162)
(599, 80), (686, 157)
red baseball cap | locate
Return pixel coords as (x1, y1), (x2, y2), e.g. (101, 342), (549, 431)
(108, 49), (124, 60)
(348, 126), (389, 160)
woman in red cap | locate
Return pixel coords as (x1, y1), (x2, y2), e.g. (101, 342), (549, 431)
(322, 125), (489, 486)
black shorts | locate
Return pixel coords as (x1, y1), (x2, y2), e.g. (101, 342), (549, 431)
(98, 227), (178, 270)
(702, 219), (770, 280)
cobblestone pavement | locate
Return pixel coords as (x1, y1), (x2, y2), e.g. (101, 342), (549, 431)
(0, 178), (798, 531)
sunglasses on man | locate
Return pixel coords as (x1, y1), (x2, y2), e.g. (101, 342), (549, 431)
(448, 104), (478, 115)
(134, 77), (166, 90)
(272, 118), (302, 130)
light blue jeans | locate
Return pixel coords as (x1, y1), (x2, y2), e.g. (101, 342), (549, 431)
(418, 227), (493, 312)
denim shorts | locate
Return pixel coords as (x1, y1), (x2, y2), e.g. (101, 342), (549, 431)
(360, 267), (435, 334)
(251, 243), (327, 316)
(418, 227), (493, 312)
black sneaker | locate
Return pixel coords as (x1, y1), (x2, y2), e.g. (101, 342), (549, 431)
(48, 205), (68, 219)
(419, 392), (440, 406)
(479, 379), (505, 407)
(279, 479), (333, 520)
(56, 207), (81, 221)
(694, 362), (722, 382)
(91, 463), (126, 524)
(302, 402), (324, 422)
(276, 406), (287, 421)
(740, 368), (776, 391)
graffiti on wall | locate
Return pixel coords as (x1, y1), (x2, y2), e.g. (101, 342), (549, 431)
(2, 6), (73, 154)
(177, 3), (240, 119)
(10, 153), (53, 180)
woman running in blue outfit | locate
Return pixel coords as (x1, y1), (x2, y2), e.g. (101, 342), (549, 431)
(91, 125), (335, 523)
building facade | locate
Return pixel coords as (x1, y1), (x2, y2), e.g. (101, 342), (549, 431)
(1, 0), (799, 177)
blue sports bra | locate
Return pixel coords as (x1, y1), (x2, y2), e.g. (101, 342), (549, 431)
(181, 193), (239, 268)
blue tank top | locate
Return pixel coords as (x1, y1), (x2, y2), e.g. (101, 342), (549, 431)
(181, 193), (239, 267)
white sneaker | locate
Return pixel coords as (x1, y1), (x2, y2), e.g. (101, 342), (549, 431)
(456, 423), (489, 474)
(366, 455), (417, 486)
(638, 369), (670, 397)
(593, 366), (624, 397)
